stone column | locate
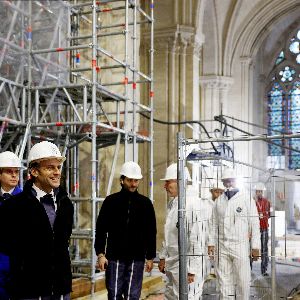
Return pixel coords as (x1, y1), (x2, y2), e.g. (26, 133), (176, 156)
(199, 75), (234, 135)
(240, 56), (253, 178)
(150, 27), (204, 247)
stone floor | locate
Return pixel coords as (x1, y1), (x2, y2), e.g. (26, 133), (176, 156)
(73, 259), (300, 299)
(72, 237), (300, 300)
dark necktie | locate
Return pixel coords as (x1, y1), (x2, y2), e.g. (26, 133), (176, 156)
(40, 194), (56, 228)
(2, 193), (11, 200)
(225, 189), (239, 200)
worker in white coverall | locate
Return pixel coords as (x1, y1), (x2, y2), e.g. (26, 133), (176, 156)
(159, 163), (207, 300)
(206, 182), (224, 279)
(208, 168), (260, 299)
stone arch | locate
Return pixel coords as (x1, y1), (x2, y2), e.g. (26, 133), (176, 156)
(224, 0), (300, 75)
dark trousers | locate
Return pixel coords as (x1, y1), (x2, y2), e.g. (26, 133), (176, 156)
(0, 252), (10, 300)
(261, 229), (269, 274)
(105, 259), (144, 300)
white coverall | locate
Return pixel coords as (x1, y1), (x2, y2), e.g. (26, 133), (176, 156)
(160, 187), (210, 300)
(206, 198), (216, 277)
(208, 190), (260, 300)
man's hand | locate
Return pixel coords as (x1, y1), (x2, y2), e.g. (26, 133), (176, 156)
(97, 254), (108, 271)
(158, 259), (165, 273)
(188, 273), (195, 284)
(145, 259), (154, 272)
(208, 246), (215, 260)
(251, 248), (260, 261)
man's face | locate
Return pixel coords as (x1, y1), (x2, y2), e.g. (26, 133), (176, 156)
(210, 188), (224, 201)
(0, 168), (20, 191)
(256, 190), (263, 198)
(164, 179), (178, 198)
(222, 178), (236, 189)
(31, 158), (62, 193)
(121, 177), (140, 192)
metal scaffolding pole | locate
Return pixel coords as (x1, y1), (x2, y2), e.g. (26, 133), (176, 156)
(177, 132), (188, 300)
(149, 0), (154, 201)
(270, 171), (277, 300)
(90, 0), (98, 292)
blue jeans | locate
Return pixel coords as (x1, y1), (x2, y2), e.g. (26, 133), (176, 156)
(105, 259), (144, 300)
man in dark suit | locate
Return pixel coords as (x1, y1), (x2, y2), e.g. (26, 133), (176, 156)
(0, 141), (74, 300)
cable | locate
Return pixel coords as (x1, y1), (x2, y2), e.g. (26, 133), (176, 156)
(140, 112), (220, 154)
(214, 115), (300, 154)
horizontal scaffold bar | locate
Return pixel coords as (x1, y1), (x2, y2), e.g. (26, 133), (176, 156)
(185, 133), (300, 144)
(31, 44), (91, 55)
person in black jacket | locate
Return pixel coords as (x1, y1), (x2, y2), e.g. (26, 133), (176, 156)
(95, 161), (157, 300)
(0, 141), (74, 300)
(0, 151), (23, 300)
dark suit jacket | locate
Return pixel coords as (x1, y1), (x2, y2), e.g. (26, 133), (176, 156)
(0, 180), (74, 298)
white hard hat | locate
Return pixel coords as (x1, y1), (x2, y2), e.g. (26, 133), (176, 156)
(120, 161), (143, 179)
(221, 168), (236, 180)
(0, 151), (22, 168)
(254, 182), (266, 191)
(160, 163), (191, 181)
(28, 141), (65, 164)
(211, 181), (224, 190)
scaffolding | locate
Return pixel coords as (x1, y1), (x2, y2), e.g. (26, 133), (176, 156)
(177, 122), (300, 299)
(0, 0), (154, 289)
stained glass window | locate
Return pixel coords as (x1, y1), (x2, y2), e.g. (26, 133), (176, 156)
(289, 29), (300, 64)
(288, 82), (300, 169)
(268, 83), (285, 156)
(268, 29), (300, 169)
(275, 51), (285, 65)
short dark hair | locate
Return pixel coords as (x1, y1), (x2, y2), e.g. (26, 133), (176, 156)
(28, 161), (40, 181)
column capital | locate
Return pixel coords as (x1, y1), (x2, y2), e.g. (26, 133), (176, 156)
(240, 56), (253, 66)
(199, 75), (234, 90)
(143, 25), (204, 54)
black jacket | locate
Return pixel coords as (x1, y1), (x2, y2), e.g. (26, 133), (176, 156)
(0, 180), (74, 298)
(94, 188), (156, 261)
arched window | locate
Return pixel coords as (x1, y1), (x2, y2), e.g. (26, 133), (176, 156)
(267, 29), (300, 170)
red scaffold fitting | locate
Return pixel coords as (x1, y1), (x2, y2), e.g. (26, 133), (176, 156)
(133, 82), (137, 89)
(76, 53), (80, 64)
(123, 77), (128, 84)
(96, 66), (100, 72)
(92, 59), (96, 67)
(72, 182), (79, 192)
(55, 122), (63, 126)
(101, 8), (112, 12)
(56, 48), (64, 52)
(150, 91), (154, 97)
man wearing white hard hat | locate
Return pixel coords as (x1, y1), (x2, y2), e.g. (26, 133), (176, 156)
(254, 182), (270, 276)
(159, 163), (206, 299)
(95, 161), (156, 300)
(208, 168), (260, 299)
(0, 151), (22, 300)
(0, 141), (74, 300)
